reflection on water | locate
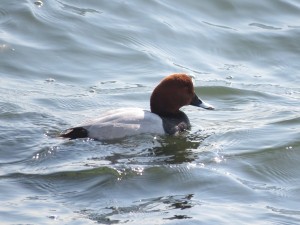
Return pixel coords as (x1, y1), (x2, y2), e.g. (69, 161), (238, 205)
(150, 134), (208, 164)
(83, 130), (212, 167)
(82, 194), (196, 224)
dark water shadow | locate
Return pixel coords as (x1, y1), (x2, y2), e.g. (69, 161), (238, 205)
(79, 194), (197, 224)
(97, 131), (212, 166)
(149, 132), (210, 164)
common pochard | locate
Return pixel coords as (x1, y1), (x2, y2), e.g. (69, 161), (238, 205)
(60, 74), (214, 140)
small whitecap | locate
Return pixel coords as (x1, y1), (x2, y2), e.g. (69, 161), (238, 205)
(198, 163), (205, 168)
(132, 167), (144, 175)
(186, 163), (197, 169)
(214, 156), (224, 163)
(32, 153), (40, 160)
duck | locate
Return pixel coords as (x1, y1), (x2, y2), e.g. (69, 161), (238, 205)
(59, 73), (214, 140)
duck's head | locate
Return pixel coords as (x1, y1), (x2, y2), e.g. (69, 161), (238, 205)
(150, 73), (214, 116)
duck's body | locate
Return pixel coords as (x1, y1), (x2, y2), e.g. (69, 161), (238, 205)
(60, 74), (214, 140)
(72, 108), (164, 140)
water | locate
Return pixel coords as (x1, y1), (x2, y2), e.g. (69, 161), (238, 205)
(1, 0), (300, 224)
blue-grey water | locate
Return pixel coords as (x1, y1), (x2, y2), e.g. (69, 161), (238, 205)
(1, 0), (300, 224)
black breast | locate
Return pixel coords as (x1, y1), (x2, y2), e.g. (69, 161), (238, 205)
(161, 111), (191, 135)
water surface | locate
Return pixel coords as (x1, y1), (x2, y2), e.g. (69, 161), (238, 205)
(1, 0), (300, 224)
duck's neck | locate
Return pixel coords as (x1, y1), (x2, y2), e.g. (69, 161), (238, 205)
(156, 110), (191, 135)
(152, 110), (180, 118)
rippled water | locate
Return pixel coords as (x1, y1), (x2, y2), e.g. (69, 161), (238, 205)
(1, 0), (300, 224)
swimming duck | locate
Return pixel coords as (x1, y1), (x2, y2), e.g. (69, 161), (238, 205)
(60, 73), (214, 140)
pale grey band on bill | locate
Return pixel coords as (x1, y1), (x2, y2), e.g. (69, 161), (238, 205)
(198, 100), (214, 110)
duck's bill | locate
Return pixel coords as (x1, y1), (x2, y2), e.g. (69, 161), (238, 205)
(190, 94), (214, 110)
(198, 100), (214, 110)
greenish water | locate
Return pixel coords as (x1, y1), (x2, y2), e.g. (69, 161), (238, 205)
(1, 0), (300, 224)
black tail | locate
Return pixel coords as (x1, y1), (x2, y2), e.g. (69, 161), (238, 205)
(59, 127), (88, 139)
